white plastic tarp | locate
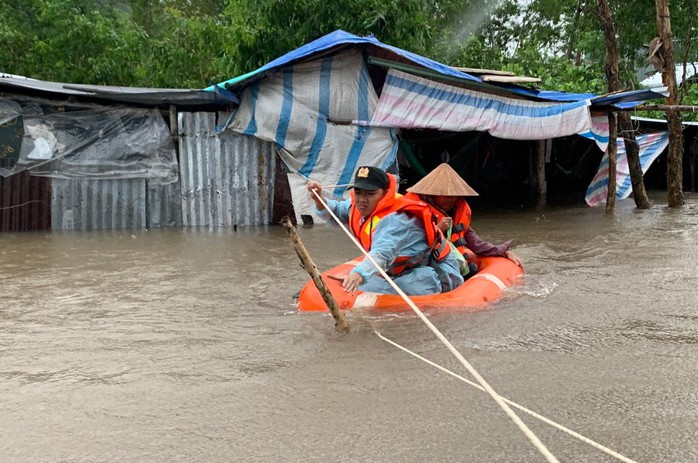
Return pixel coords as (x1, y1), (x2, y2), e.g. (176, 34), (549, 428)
(0, 98), (178, 184)
(228, 50), (398, 223)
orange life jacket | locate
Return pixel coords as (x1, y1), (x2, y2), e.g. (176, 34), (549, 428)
(404, 193), (472, 255)
(349, 174), (451, 277)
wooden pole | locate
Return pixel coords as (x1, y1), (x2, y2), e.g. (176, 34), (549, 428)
(655, 0), (684, 207)
(597, 0), (652, 210)
(636, 104), (698, 112)
(282, 217), (350, 333)
(605, 111), (618, 213)
(598, 0), (618, 212)
(535, 139), (547, 207)
(618, 113), (651, 209)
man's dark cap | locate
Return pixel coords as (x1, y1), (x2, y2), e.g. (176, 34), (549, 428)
(349, 166), (389, 191)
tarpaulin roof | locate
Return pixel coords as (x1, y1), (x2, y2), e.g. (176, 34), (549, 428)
(207, 30), (480, 91)
(503, 85), (669, 107)
(208, 30), (668, 109)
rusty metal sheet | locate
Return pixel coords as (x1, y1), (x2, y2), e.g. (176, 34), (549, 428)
(0, 172), (51, 232)
(179, 112), (276, 227)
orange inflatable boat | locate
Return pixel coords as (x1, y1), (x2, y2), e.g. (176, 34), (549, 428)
(297, 253), (524, 312)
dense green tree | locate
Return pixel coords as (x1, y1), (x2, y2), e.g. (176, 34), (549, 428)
(0, 0), (695, 106)
(0, 0), (232, 87)
(0, 0), (143, 84)
(223, 0), (507, 76)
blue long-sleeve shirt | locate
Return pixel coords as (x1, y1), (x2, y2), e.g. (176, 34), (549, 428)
(316, 199), (463, 295)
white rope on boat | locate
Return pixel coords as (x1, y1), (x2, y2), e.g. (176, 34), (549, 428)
(311, 190), (560, 463)
(374, 331), (640, 463)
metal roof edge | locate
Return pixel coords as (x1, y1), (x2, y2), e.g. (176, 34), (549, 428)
(1, 75), (228, 108)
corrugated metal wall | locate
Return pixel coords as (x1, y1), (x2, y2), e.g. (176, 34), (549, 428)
(50, 178), (184, 231)
(179, 112), (276, 227)
(51, 178), (146, 230)
(147, 180), (183, 229)
(1, 110), (276, 231)
(0, 109), (52, 232)
(0, 172), (51, 232)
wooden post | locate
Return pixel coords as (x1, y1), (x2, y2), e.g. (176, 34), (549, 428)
(535, 139), (547, 207)
(690, 138), (697, 192)
(655, 0), (684, 207)
(618, 113), (651, 209)
(597, 0), (627, 212)
(282, 217), (350, 333)
(168, 105), (179, 142)
(606, 111), (617, 213)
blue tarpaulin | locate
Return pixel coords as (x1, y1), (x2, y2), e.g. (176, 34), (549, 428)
(207, 30), (480, 92)
(207, 30), (668, 109)
(208, 30), (670, 220)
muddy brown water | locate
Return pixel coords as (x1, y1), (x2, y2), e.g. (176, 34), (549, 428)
(1, 193), (697, 462)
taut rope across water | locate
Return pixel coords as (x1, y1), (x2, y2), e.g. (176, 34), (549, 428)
(310, 189), (560, 463)
(374, 331), (639, 463)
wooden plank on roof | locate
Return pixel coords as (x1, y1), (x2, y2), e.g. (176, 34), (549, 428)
(451, 66), (515, 76)
(366, 56), (478, 85)
(481, 75), (542, 84)
(366, 56), (541, 101)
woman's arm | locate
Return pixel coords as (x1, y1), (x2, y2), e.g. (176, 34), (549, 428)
(466, 227), (523, 269)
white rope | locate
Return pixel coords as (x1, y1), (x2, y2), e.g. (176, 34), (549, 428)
(374, 330), (640, 463)
(311, 190), (560, 463)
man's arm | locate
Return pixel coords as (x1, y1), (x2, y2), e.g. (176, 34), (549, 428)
(307, 181), (351, 224)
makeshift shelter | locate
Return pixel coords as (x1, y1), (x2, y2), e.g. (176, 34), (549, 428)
(0, 74), (272, 231)
(210, 30), (668, 220)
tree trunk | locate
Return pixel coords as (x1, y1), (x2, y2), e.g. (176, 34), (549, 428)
(618, 114), (651, 209)
(655, 0), (685, 207)
(597, 0), (650, 210)
(598, 0), (619, 212)
(605, 112), (617, 213)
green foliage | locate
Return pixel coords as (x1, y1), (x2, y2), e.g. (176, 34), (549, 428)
(223, 0), (501, 76)
(0, 0), (233, 87)
(0, 0), (695, 100)
(681, 83), (698, 122)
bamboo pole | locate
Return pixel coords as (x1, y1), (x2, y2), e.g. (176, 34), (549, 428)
(636, 104), (698, 112)
(282, 217), (350, 333)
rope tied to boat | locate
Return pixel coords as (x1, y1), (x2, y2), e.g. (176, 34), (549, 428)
(310, 189), (560, 463)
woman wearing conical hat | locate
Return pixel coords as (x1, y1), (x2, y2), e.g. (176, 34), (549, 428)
(404, 163), (524, 272)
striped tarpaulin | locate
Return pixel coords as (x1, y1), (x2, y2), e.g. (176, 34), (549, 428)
(228, 50), (397, 223)
(578, 115), (610, 152)
(368, 69), (593, 140)
(585, 131), (669, 207)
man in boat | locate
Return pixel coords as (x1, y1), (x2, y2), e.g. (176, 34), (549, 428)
(404, 163), (524, 276)
(306, 166), (464, 296)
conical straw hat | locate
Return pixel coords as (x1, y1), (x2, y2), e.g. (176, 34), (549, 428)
(407, 163), (479, 196)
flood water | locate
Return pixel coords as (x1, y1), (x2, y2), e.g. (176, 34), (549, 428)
(1, 193), (697, 463)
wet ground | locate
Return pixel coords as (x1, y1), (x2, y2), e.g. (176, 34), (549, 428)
(1, 193), (697, 462)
